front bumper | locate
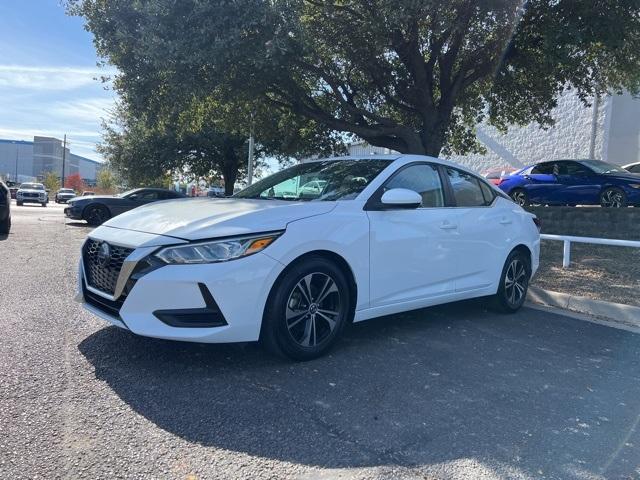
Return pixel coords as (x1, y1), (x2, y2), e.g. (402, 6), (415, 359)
(17, 196), (46, 204)
(65, 204), (83, 219)
(77, 232), (285, 343)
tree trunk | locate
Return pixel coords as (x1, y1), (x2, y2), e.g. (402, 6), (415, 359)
(221, 141), (239, 196)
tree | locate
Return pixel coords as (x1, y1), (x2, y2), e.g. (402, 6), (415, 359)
(96, 167), (117, 193)
(65, 173), (86, 193)
(42, 171), (60, 194)
(71, 0), (640, 157)
(68, 1), (347, 194)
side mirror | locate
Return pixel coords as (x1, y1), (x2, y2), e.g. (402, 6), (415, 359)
(380, 188), (422, 209)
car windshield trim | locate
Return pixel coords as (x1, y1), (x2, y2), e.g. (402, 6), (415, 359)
(234, 159), (392, 202)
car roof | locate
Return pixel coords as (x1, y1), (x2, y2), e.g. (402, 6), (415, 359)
(304, 154), (481, 175)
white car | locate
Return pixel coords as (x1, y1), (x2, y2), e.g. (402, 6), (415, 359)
(77, 155), (540, 360)
(16, 182), (47, 207)
(623, 161), (640, 174)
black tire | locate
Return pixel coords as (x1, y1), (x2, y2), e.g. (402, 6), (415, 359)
(41, 202), (47, 207)
(509, 188), (529, 207)
(261, 256), (352, 361)
(16, 201), (22, 206)
(0, 214), (10, 234)
(491, 249), (531, 313)
(84, 204), (110, 226)
(600, 187), (626, 208)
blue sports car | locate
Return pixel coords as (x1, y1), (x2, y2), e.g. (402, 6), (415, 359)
(497, 159), (640, 207)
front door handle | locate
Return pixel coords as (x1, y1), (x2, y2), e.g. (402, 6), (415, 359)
(499, 218), (513, 225)
(439, 222), (458, 230)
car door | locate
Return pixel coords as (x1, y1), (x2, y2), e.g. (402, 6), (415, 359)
(367, 163), (458, 307)
(555, 161), (601, 205)
(442, 167), (513, 292)
(524, 162), (562, 204)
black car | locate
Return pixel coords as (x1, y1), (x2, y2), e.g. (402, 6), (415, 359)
(64, 187), (185, 226)
(0, 180), (11, 234)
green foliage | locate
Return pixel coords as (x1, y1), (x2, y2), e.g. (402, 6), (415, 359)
(96, 168), (117, 192)
(68, 0), (347, 193)
(42, 171), (60, 193)
(70, 0), (640, 157)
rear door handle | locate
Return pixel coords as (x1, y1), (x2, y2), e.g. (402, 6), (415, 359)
(439, 222), (458, 230)
(499, 218), (513, 225)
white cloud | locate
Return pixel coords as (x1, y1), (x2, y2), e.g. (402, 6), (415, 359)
(0, 65), (116, 91)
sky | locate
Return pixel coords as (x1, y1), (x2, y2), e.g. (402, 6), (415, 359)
(0, 0), (116, 161)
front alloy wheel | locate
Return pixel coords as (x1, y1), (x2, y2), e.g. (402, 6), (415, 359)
(600, 187), (626, 208)
(262, 256), (351, 360)
(285, 272), (341, 348)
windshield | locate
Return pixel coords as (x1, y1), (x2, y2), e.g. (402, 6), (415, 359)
(235, 159), (392, 201)
(60, 189), (74, 193)
(579, 160), (629, 175)
(20, 183), (44, 190)
(118, 189), (139, 197)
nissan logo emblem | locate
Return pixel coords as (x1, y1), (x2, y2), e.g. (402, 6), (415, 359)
(97, 242), (111, 267)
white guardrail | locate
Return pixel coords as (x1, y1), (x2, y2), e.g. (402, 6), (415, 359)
(540, 234), (640, 268)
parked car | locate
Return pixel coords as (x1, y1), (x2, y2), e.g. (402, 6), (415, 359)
(6, 181), (18, 199)
(77, 155), (540, 360)
(623, 161), (640, 174)
(498, 159), (640, 207)
(16, 182), (47, 207)
(82, 191), (96, 196)
(207, 186), (225, 198)
(0, 179), (11, 234)
(65, 187), (186, 226)
(55, 188), (77, 203)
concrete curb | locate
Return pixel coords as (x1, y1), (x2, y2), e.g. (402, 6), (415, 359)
(527, 286), (640, 329)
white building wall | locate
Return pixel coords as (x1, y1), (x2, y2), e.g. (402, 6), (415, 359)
(447, 91), (611, 174)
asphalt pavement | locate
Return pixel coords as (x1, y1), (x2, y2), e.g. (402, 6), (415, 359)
(1, 200), (639, 480)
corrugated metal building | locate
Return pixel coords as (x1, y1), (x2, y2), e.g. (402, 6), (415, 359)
(0, 136), (102, 184)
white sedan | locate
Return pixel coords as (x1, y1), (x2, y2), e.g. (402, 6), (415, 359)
(77, 155), (540, 360)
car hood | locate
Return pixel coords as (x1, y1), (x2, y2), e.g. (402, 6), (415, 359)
(70, 195), (115, 202)
(605, 173), (640, 182)
(103, 197), (337, 240)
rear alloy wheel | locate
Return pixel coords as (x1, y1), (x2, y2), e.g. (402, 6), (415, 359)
(600, 187), (626, 208)
(262, 257), (351, 360)
(492, 250), (531, 313)
(84, 205), (110, 226)
(510, 189), (529, 207)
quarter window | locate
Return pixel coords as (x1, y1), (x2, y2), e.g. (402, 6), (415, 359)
(384, 164), (444, 208)
(445, 168), (487, 207)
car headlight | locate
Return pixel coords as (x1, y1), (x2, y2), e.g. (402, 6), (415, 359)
(154, 231), (283, 264)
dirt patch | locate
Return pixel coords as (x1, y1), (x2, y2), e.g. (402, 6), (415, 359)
(533, 240), (640, 306)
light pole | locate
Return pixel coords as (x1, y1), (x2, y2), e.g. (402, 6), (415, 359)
(14, 142), (18, 182)
(61, 134), (67, 187)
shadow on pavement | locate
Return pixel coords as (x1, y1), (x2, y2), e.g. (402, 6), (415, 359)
(79, 301), (640, 477)
(65, 221), (91, 228)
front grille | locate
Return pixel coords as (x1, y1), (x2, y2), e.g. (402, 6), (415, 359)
(83, 239), (134, 295)
(22, 192), (39, 198)
(83, 283), (125, 319)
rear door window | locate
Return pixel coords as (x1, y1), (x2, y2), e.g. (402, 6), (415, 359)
(445, 168), (488, 207)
